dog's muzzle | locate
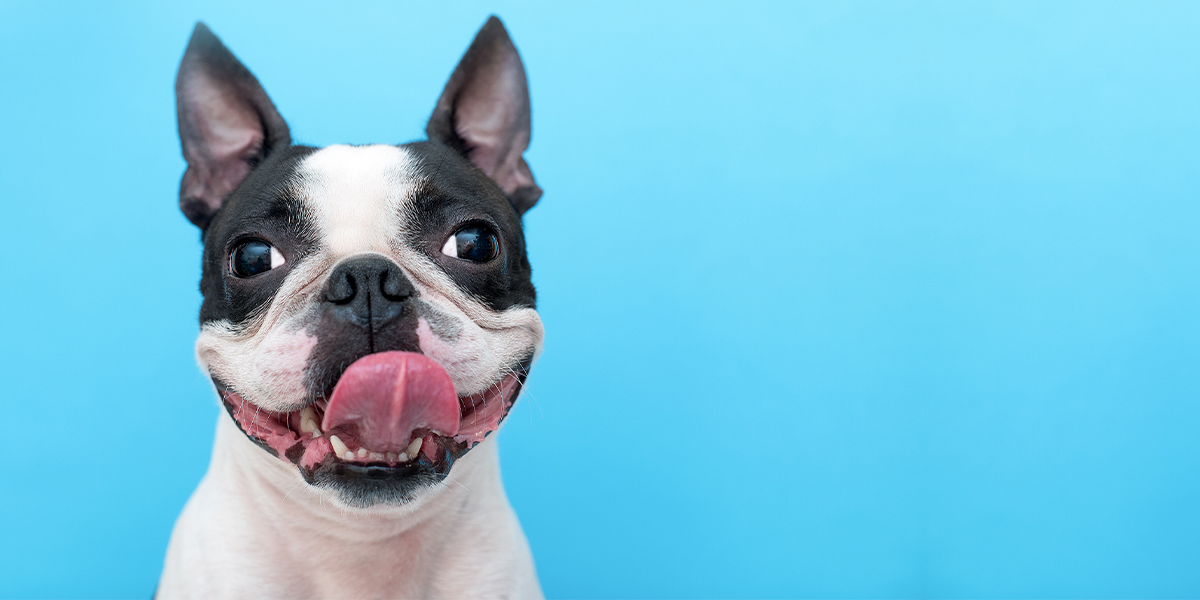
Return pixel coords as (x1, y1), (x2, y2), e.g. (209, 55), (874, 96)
(216, 351), (528, 486)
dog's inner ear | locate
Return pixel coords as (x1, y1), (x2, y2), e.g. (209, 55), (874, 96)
(176, 23), (290, 229)
(427, 16), (542, 216)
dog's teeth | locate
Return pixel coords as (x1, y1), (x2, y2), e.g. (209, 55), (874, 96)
(299, 407), (322, 437)
(343, 451), (355, 460)
(398, 452), (409, 462)
(329, 435), (349, 458)
(386, 452), (398, 462)
(406, 437), (422, 457)
(369, 451), (385, 461)
(300, 419), (320, 436)
(356, 448), (368, 458)
(301, 406), (318, 425)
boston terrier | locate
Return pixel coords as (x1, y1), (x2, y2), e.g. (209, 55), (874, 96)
(157, 17), (545, 598)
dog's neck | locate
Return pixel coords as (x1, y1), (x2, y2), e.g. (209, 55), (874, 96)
(162, 416), (539, 598)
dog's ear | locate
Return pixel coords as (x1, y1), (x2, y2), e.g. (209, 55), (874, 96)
(175, 22), (290, 229)
(427, 16), (541, 216)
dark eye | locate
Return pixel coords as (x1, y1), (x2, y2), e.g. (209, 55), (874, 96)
(441, 225), (499, 263)
(230, 240), (284, 278)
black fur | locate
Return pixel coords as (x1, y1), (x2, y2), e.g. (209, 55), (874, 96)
(197, 145), (321, 326)
(404, 141), (537, 312)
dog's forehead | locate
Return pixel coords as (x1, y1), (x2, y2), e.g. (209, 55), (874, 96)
(295, 144), (419, 257)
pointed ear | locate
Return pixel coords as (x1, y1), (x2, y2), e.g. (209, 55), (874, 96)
(426, 16), (542, 216)
(175, 23), (290, 229)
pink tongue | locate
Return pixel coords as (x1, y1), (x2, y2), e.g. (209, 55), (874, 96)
(322, 351), (460, 452)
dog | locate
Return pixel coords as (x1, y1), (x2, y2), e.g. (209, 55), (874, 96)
(157, 17), (545, 598)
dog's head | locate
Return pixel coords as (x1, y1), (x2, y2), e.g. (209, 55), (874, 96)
(174, 18), (543, 508)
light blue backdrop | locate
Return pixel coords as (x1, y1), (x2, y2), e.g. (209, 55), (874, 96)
(1, 1), (1198, 598)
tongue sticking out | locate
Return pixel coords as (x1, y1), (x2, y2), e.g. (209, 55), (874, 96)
(321, 351), (460, 453)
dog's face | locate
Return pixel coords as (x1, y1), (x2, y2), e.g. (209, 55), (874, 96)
(175, 19), (543, 508)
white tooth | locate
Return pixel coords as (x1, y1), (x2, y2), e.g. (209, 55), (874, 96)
(300, 407), (323, 436)
(369, 452), (385, 461)
(398, 452), (409, 462)
(357, 448), (368, 458)
(301, 406), (318, 424)
(343, 451), (355, 460)
(386, 452), (398, 462)
(406, 437), (422, 457)
(329, 435), (349, 457)
(300, 418), (321, 437)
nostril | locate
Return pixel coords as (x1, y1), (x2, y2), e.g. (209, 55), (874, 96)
(326, 274), (357, 305)
(380, 271), (413, 302)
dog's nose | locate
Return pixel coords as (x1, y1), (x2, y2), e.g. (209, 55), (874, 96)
(324, 256), (415, 326)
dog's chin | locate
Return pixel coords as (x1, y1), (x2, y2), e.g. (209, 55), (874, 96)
(213, 359), (529, 508)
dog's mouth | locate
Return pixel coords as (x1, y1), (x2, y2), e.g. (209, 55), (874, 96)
(215, 351), (527, 490)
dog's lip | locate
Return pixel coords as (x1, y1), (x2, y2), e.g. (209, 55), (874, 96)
(327, 460), (424, 480)
(211, 356), (530, 475)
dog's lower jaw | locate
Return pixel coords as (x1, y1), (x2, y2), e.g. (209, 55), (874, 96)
(158, 414), (542, 599)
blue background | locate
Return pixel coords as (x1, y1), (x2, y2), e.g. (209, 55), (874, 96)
(2, 1), (1198, 598)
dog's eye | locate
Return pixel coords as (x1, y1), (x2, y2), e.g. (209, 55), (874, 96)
(231, 240), (285, 278)
(441, 225), (499, 262)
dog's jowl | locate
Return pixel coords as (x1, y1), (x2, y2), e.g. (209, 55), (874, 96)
(158, 18), (545, 598)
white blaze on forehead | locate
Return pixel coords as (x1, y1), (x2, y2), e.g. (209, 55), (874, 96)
(296, 144), (419, 258)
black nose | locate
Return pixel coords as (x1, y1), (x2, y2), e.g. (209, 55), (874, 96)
(324, 256), (415, 327)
